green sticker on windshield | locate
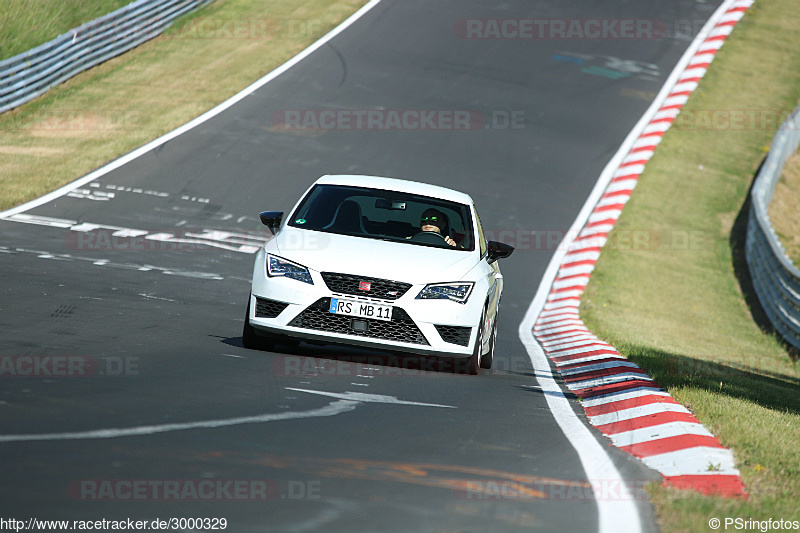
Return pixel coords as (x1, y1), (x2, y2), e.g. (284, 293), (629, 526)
(295, 219), (306, 225)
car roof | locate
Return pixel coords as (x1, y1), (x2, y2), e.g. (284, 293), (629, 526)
(315, 174), (474, 205)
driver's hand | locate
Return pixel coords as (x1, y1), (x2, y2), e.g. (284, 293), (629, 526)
(445, 235), (456, 247)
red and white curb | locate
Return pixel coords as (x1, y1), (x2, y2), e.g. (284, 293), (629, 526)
(532, 0), (754, 498)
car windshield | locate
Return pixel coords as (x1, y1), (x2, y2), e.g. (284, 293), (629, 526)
(288, 184), (475, 251)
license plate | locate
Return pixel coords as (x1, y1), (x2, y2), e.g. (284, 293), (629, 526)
(329, 298), (393, 321)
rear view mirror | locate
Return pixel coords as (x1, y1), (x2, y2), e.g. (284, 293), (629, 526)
(487, 241), (514, 264)
(259, 211), (284, 235)
(375, 199), (406, 210)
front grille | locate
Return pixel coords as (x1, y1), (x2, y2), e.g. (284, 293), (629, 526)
(255, 297), (289, 318)
(288, 298), (429, 345)
(435, 325), (472, 347)
(321, 272), (411, 300)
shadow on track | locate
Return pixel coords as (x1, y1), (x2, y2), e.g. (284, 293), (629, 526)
(216, 334), (479, 376)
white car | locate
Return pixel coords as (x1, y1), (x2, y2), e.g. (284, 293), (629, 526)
(243, 175), (513, 374)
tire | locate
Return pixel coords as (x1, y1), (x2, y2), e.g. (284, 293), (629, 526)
(481, 298), (501, 370)
(466, 306), (489, 375)
(242, 298), (276, 351)
(480, 315), (496, 370)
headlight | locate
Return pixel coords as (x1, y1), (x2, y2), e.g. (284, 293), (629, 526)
(267, 254), (313, 284)
(416, 282), (474, 304)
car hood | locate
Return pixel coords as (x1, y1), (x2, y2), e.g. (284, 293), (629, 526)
(271, 227), (478, 284)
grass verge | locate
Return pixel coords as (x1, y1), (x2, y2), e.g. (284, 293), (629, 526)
(580, 0), (800, 531)
(0, 0), (366, 211)
(0, 0), (133, 61)
(770, 151), (800, 266)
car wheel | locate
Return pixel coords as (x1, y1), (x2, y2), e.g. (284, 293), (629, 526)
(480, 312), (497, 370)
(466, 306), (489, 375)
(242, 297), (276, 351)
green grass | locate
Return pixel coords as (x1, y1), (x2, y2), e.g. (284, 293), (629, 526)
(580, 0), (800, 530)
(0, 0), (367, 210)
(0, 0), (133, 61)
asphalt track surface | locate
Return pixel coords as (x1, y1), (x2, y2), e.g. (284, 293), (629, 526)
(0, 0), (723, 531)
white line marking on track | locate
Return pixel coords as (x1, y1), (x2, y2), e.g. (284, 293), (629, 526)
(5, 213), (263, 254)
(0, 400), (357, 443)
(138, 293), (177, 302)
(10, 247), (227, 280)
(286, 388), (455, 409)
(520, 311), (642, 533)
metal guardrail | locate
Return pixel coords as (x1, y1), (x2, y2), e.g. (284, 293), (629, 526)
(746, 105), (800, 350)
(0, 0), (213, 113)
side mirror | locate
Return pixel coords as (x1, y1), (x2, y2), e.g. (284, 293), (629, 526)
(487, 240), (514, 264)
(260, 211), (284, 235)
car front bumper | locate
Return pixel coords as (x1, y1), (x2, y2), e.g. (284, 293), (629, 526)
(249, 250), (484, 357)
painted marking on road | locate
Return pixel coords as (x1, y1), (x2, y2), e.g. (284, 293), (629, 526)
(2, 213), (263, 254)
(180, 195), (210, 203)
(286, 388), (456, 409)
(138, 293), (177, 302)
(9, 247), (227, 280)
(0, 400), (358, 443)
(553, 52), (660, 81)
(67, 188), (115, 201)
(0, 387), (454, 444)
(103, 183), (170, 198)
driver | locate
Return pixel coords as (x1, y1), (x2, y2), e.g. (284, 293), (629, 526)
(419, 208), (456, 247)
